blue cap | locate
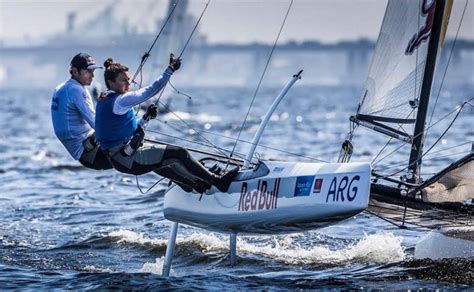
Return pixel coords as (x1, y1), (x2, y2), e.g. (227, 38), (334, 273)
(70, 53), (102, 71)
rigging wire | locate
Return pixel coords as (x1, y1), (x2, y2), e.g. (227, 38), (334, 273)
(426, 0), (469, 135)
(150, 120), (249, 160)
(136, 1), (235, 163)
(423, 141), (472, 155)
(146, 125), (249, 161)
(421, 98), (473, 158)
(130, 0), (180, 87)
(373, 98), (473, 180)
(149, 119), (329, 163)
(177, 1), (209, 59)
(145, 1), (220, 143)
(150, 0), (211, 106)
(371, 108), (416, 165)
(153, 98), (240, 162)
(372, 98), (472, 168)
(229, 0), (294, 160)
(132, 0), (214, 192)
(376, 149), (471, 173)
(380, 149), (471, 174)
(132, 0), (181, 115)
(193, 128), (330, 163)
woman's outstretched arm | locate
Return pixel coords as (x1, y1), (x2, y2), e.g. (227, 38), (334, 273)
(113, 67), (174, 115)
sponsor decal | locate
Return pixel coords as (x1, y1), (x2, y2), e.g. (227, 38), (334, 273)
(238, 178), (280, 212)
(313, 178), (324, 193)
(326, 175), (360, 203)
(405, 0), (435, 55)
(294, 176), (314, 197)
(272, 167), (285, 173)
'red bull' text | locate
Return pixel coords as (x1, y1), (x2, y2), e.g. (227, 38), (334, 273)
(238, 178), (280, 212)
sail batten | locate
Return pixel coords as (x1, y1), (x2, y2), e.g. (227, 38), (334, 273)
(357, 114), (415, 124)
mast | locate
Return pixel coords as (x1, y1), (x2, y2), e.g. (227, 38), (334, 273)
(407, 0), (446, 183)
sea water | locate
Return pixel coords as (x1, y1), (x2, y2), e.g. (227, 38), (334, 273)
(0, 83), (472, 289)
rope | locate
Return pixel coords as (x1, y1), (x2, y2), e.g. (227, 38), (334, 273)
(136, 176), (166, 194)
(229, 0), (294, 159)
(168, 80), (192, 100)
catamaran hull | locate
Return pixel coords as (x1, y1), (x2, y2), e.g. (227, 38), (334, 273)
(164, 161), (371, 234)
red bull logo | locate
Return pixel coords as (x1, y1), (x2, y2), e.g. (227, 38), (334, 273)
(405, 0), (436, 55)
(238, 179), (280, 212)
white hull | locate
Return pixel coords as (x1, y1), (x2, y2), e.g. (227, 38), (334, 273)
(164, 161), (371, 234)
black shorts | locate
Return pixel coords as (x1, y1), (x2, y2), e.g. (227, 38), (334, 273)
(79, 146), (113, 170)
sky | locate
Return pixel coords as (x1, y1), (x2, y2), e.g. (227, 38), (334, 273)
(0, 0), (473, 45)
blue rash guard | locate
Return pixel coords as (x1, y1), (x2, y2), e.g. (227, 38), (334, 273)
(51, 78), (95, 160)
(95, 92), (137, 150)
(95, 67), (173, 150)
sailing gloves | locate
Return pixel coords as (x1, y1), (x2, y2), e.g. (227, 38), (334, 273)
(168, 53), (182, 72)
(143, 104), (158, 121)
(122, 125), (145, 156)
(83, 132), (97, 152)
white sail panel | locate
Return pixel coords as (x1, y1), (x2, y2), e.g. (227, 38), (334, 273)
(422, 155), (474, 203)
(358, 0), (435, 125)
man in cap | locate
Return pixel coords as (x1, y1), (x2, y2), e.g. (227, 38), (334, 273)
(51, 53), (113, 170)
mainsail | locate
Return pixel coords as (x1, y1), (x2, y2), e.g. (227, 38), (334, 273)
(351, 0), (472, 229)
(354, 0), (439, 142)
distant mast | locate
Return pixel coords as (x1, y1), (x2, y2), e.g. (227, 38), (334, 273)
(407, 0), (447, 183)
(157, 0), (189, 67)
